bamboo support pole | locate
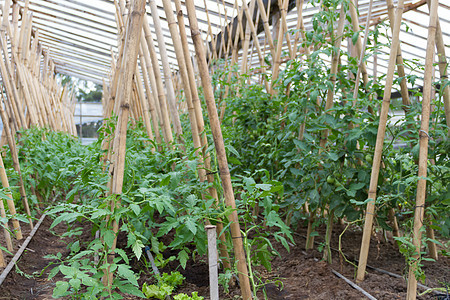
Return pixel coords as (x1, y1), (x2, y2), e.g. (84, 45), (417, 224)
(160, 0), (200, 150)
(278, 0), (293, 57)
(256, 0), (276, 58)
(241, 0), (270, 92)
(138, 54), (162, 146)
(430, 2), (450, 135)
(240, 0), (256, 73)
(148, 0), (184, 141)
(352, 0), (374, 102)
(0, 151), (22, 241)
(215, 0), (226, 59)
(356, 0), (405, 283)
(292, 0), (305, 57)
(348, 0), (372, 107)
(406, 1), (438, 298)
(101, 8), (127, 168)
(270, 0), (289, 93)
(0, 156), (12, 252)
(142, 22), (174, 144)
(104, 0), (145, 288)
(203, 0), (218, 62)
(135, 68), (155, 148)
(425, 216), (438, 260)
(172, 0), (232, 269)
(219, 5), (244, 121)
(320, 6), (345, 150)
(184, 2), (252, 298)
(139, 41), (163, 125)
(0, 33), (27, 129)
(0, 91), (33, 228)
(385, 0), (411, 107)
(0, 249), (5, 268)
(223, 0), (236, 60)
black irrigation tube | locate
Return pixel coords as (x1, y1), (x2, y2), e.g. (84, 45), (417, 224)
(303, 251), (378, 299)
(293, 232), (442, 295)
(331, 269), (377, 300)
(0, 214), (46, 286)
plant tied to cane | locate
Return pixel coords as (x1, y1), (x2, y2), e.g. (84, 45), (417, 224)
(232, 172), (293, 297)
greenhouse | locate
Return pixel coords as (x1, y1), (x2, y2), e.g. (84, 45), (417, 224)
(0, 0), (447, 299)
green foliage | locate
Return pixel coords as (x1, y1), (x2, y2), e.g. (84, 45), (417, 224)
(142, 271), (186, 299)
(8, 1), (449, 298)
(173, 292), (204, 300)
(142, 283), (174, 299)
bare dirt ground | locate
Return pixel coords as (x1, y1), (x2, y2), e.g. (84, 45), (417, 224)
(0, 217), (448, 300)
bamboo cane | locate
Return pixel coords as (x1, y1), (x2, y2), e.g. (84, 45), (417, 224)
(277, 0), (293, 58)
(292, 0), (305, 57)
(138, 54), (162, 146)
(0, 30), (27, 129)
(255, 0), (276, 58)
(352, 0), (374, 102)
(160, 0), (201, 149)
(215, 0), (226, 59)
(219, 5), (244, 121)
(425, 216), (438, 260)
(101, 11), (127, 169)
(184, 1), (252, 298)
(223, 0), (236, 60)
(171, 0), (232, 269)
(320, 5), (345, 150)
(135, 68), (155, 148)
(203, 0), (218, 61)
(311, 7), (345, 254)
(348, 0), (372, 109)
(142, 22), (175, 145)
(0, 91), (33, 229)
(139, 40), (163, 125)
(241, 0), (270, 92)
(270, 0), (289, 93)
(430, 2), (450, 136)
(0, 151), (22, 241)
(104, 0), (145, 288)
(406, 1), (438, 298)
(356, 0), (405, 283)
(385, 0), (411, 107)
(240, 0), (256, 73)
(0, 178), (13, 252)
(148, 0), (184, 142)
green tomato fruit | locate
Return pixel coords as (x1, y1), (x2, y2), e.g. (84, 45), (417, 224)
(326, 175), (335, 184)
(365, 154), (373, 164)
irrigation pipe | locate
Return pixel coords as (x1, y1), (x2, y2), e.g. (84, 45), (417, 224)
(331, 269), (377, 300)
(304, 252), (377, 299)
(294, 232), (439, 294)
(144, 246), (160, 277)
(0, 214), (46, 286)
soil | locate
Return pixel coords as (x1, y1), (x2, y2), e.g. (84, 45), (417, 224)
(0, 217), (448, 300)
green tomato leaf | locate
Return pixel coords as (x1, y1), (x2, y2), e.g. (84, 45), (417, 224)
(103, 230), (116, 249)
(117, 264), (138, 286)
(53, 281), (69, 298)
(185, 218), (197, 236)
(118, 284), (145, 298)
(178, 249), (189, 269)
(132, 240), (144, 261)
(129, 203), (141, 216)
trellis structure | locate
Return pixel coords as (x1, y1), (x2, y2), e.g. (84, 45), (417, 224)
(0, 0), (448, 299)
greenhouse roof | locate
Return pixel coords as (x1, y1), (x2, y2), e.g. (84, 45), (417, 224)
(2, 0), (449, 86)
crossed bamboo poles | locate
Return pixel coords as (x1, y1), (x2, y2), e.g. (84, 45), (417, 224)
(101, 0), (449, 299)
(0, 0), (77, 267)
(0, 0), (446, 299)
